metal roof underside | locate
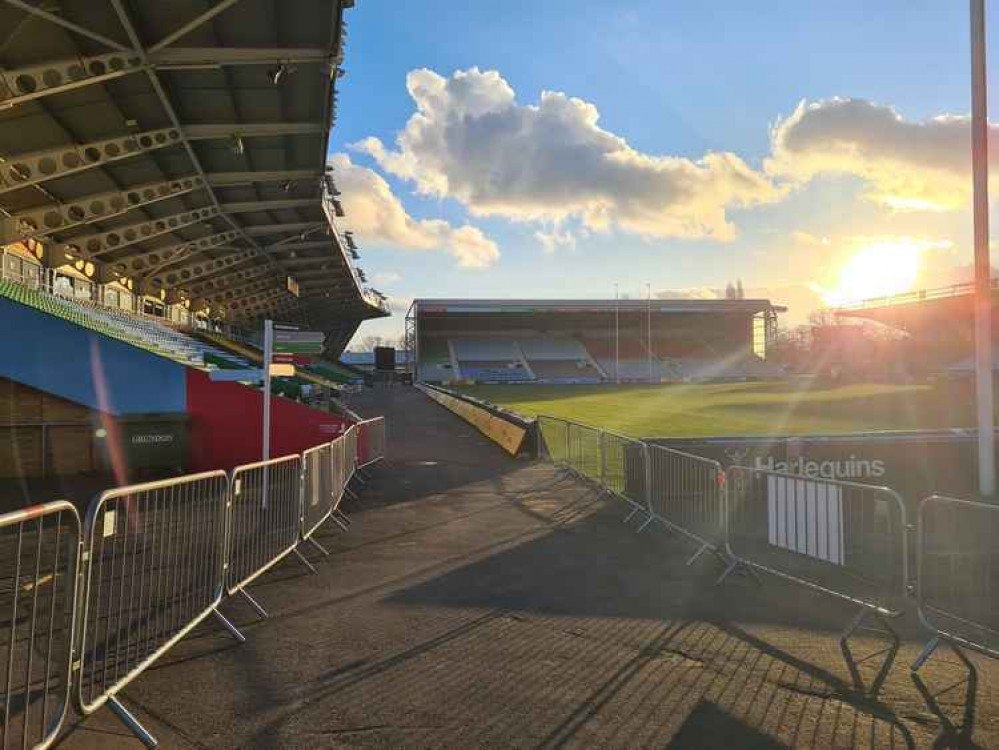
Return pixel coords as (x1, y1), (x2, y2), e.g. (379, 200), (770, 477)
(0, 0), (386, 328)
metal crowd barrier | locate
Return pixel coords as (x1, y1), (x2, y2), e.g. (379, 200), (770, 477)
(565, 421), (602, 482)
(301, 442), (335, 553)
(537, 415), (569, 467)
(600, 430), (649, 519)
(356, 417), (387, 469)
(76, 471), (240, 747)
(912, 495), (999, 671)
(642, 444), (727, 565)
(723, 465), (908, 642)
(226, 454), (312, 619)
(0, 501), (80, 750)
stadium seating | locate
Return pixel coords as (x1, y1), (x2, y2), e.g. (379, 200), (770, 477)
(0, 279), (250, 371)
(518, 337), (602, 382)
(459, 361), (532, 383)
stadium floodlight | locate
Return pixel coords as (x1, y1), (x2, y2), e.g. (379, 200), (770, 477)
(230, 134), (245, 156)
(268, 63), (294, 85)
(970, 0), (995, 496)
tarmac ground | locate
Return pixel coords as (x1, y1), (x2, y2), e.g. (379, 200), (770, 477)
(48, 385), (998, 748)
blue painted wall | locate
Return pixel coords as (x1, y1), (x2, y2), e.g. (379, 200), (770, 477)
(0, 298), (187, 414)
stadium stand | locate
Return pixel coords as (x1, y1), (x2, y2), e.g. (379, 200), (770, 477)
(408, 299), (785, 384)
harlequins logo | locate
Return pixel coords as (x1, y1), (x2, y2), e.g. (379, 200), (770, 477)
(753, 454), (886, 479)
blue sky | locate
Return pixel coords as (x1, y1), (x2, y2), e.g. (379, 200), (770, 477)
(332, 1), (996, 343)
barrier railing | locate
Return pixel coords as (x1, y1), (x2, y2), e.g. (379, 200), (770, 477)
(356, 417), (387, 468)
(912, 495), (999, 671)
(600, 430), (648, 519)
(301, 442), (334, 549)
(226, 454), (311, 618)
(643, 444), (727, 565)
(76, 471), (240, 747)
(0, 501), (80, 750)
(537, 416), (569, 466)
(723, 465), (908, 642)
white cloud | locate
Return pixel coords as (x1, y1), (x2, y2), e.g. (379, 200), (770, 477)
(533, 224), (579, 254)
(768, 98), (988, 211)
(372, 271), (402, 285)
(353, 67), (782, 241)
(329, 153), (499, 269)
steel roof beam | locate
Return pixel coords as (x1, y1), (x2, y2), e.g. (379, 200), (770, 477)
(262, 240), (332, 253)
(148, 249), (259, 288)
(108, 230), (241, 277)
(243, 222), (322, 237)
(150, 46), (329, 66)
(2, 0), (129, 52)
(148, 0), (243, 53)
(206, 169), (320, 187)
(12, 175), (205, 242)
(0, 127), (182, 195)
(60, 205), (221, 259)
(184, 122), (324, 139)
(221, 198), (316, 214)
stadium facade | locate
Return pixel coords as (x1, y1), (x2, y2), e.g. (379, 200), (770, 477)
(406, 298), (785, 384)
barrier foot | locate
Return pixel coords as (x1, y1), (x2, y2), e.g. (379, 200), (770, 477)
(685, 542), (713, 567)
(714, 558), (762, 587)
(623, 506), (640, 523)
(635, 514), (655, 533)
(294, 546), (319, 575)
(358, 467), (372, 480)
(239, 589), (269, 620)
(108, 695), (157, 748)
(332, 512), (350, 532)
(308, 537), (331, 557)
(212, 609), (246, 642)
(841, 608), (899, 696)
(911, 636), (942, 673)
(345, 487), (359, 501)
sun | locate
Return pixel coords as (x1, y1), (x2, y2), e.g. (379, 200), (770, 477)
(824, 239), (923, 306)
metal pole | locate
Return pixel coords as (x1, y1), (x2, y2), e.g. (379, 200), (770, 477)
(971, 0), (995, 497)
(614, 283), (620, 384)
(262, 319), (273, 460)
(647, 283), (653, 384)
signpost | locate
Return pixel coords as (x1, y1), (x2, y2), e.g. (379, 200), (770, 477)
(260, 320), (325, 508)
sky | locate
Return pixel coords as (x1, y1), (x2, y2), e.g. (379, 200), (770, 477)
(331, 1), (999, 345)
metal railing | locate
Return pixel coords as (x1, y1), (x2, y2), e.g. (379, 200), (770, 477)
(301, 443), (334, 544)
(723, 465), (908, 639)
(912, 495), (999, 671)
(0, 501), (80, 750)
(644, 444), (727, 564)
(600, 430), (648, 518)
(226, 454), (312, 617)
(356, 417), (387, 468)
(76, 471), (240, 747)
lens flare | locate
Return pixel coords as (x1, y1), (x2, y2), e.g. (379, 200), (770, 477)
(824, 239), (924, 306)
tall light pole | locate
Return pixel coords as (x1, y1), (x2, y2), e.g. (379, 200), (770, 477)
(614, 283), (620, 384)
(971, 0), (995, 497)
(646, 282), (653, 384)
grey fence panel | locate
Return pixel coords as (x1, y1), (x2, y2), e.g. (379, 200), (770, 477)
(725, 465), (908, 616)
(344, 426), (358, 486)
(0, 502), (80, 750)
(77, 472), (229, 716)
(600, 431), (648, 512)
(646, 444), (725, 550)
(357, 417), (387, 468)
(915, 495), (999, 665)
(301, 443), (334, 542)
(331, 430), (349, 514)
(226, 455), (303, 595)
(537, 416), (569, 465)
(566, 421), (601, 482)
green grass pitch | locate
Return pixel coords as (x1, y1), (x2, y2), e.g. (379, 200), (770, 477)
(453, 380), (973, 439)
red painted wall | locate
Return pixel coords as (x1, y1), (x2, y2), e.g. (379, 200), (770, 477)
(186, 369), (351, 471)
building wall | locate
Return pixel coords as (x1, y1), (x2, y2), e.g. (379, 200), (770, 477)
(185, 369), (350, 471)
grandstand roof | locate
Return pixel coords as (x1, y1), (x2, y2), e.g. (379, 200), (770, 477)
(0, 0), (387, 331)
(413, 298), (785, 315)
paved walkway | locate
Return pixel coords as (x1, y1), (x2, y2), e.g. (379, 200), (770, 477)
(58, 386), (998, 748)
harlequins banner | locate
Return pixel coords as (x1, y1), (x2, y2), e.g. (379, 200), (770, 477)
(646, 429), (987, 511)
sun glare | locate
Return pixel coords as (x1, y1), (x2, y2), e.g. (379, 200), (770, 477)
(824, 239), (923, 306)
